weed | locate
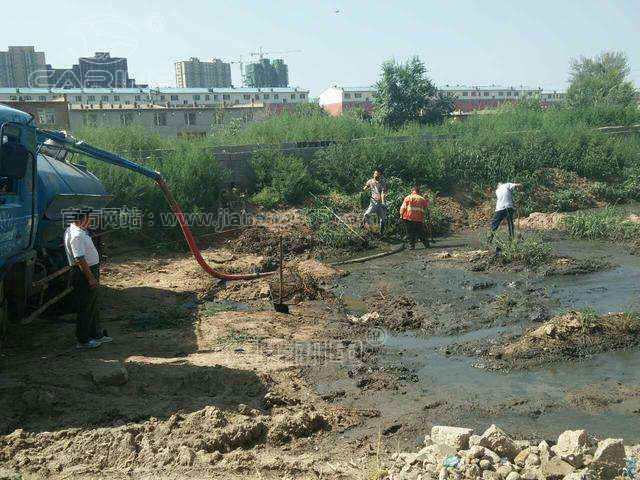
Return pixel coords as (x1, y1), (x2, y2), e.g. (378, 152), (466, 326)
(494, 233), (552, 266)
(124, 307), (193, 331)
(563, 206), (640, 240)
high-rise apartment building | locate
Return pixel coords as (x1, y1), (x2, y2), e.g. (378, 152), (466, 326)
(0, 46), (48, 87)
(245, 59), (289, 88)
(175, 58), (232, 88)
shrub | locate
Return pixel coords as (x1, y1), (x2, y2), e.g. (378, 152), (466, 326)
(251, 188), (282, 209)
(251, 151), (318, 204)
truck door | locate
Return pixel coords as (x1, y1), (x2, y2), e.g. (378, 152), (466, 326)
(0, 123), (35, 259)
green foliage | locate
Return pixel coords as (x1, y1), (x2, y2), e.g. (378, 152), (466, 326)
(567, 52), (638, 109)
(250, 150), (318, 203)
(303, 194), (368, 249)
(373, 56), (454, 129)
(494, 233), (552, 266)
(251, 188), (282, 209)
(564, 207), (640, 240)
(552, 189), (593, 212)
(74, 125), (227, 240)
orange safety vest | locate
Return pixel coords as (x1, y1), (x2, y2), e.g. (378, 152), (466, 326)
(400, 192), (428, 222)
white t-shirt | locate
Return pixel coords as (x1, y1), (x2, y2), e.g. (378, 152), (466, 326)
(495, 183), (517, 212)
(64, 223), (100, 267)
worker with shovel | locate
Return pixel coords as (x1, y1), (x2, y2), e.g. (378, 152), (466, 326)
(488, 181), (522, 242)
(399, 183), (430, 250)
(363, 169), (388, 234)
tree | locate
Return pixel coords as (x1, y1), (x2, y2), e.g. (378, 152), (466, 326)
(373, 56), (454, 129)
(567, 52), (637, 108)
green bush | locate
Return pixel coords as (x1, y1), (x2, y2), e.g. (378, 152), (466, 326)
(74, 125), (227, 240)
(552, 189), (593, 212)
(251, 188), (282, 209)
(250, 151), (318, 204)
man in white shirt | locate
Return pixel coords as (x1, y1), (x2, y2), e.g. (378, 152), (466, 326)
(64, 207), (112, 349)
(363, 169), (388, 233)
(489, 182), (522, 242)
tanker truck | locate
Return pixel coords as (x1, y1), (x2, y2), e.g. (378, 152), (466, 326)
(0, 103), (271, 341)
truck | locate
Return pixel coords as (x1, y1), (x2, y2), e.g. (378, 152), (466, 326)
(0, 103), (270, 342)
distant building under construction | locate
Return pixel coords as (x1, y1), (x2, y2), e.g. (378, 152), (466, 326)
(175, 57), (232, 88)
(245, 59), (288, 88)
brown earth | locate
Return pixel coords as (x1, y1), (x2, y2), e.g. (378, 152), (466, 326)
(0, 246), (379, 479)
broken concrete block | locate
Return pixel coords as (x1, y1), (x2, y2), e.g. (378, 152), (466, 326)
(431, 425), (474, 450)
(478, 424), (519, 460)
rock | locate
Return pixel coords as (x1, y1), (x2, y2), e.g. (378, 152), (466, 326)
(553, 430), (591, 468)
(419, 444), (458, 465)
(514, 440), (532, 450)
(538, 440), (553, 463)
(469, 445), (485, 459)
(562, 471), (589, 480)
(432, 426), (475, 450)
(538, 456), (575, 480)
(519, 471), (538, 480)
(480, 459), (492, 470)
(438, 467), (448, 480)
(514, 448), (531, 467)
(483, 448), (501, 464)
(466, 464), (481, 478)
(496, 464), (513, 478)
(505, 472), (520, 480)
(478, 425), (519, 461)
(177, 446), (195, 466)
(483, 471), (500, 480)
(590, 438), (625, 478)
(524, 454), (540, 468)
(470, 435), (482, 447)
(90, 360), (128, 386)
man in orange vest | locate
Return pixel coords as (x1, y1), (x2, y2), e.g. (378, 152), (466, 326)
(399, 184), (430, 250)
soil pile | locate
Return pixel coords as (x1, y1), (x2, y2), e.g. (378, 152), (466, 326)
(232, 226), (315, 257)
(486, 311), (640, 370)
(0, 405), (327, 478)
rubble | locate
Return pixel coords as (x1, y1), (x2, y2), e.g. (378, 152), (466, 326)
(384, 424), (640, 480)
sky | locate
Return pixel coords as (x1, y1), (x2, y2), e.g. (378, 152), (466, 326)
(3, 0), (639, 96)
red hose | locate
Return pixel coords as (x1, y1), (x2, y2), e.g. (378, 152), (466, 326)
(156, 177), (274, 281)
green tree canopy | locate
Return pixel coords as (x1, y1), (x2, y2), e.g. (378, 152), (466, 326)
(567, 52), (638, 108)
(373, 56), (454, 129)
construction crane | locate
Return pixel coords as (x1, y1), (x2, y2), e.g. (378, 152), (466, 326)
(250, 48), (302, 60)
(230, 55), (245, 86)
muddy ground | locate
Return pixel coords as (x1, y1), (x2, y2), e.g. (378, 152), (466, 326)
(2, 211), (640, 479)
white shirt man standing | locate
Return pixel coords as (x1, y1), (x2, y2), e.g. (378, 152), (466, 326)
(489, 182), (522, 242)
(64, 207), (112, 349)
(363, 169), (388, 233)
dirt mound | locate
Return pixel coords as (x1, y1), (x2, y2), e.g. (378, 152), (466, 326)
(484, 311), (640, 370)
(232, 226), (314, 257)
(518, 212), (567, 230)
(365, 292), (429, 332)
(0, 405), (328, 478)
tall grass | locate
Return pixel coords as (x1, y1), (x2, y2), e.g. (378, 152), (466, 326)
(563, 207), (640, 240)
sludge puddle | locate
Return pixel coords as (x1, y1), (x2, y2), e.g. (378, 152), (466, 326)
(318, 232), (640, 443)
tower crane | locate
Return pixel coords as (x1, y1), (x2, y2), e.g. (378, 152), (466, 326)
(250, 48), (302, 60)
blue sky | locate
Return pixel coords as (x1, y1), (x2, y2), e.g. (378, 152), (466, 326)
(4, 0), (639, 95)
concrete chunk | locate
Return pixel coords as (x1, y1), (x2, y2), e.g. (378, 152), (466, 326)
(431, 425), (474, 450)
(90, 360), (128, 386)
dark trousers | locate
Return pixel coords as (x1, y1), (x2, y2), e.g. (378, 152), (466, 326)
(73, 264), (101, 343)
(491, 208), (515, 237)
(404, 220), (430, 248)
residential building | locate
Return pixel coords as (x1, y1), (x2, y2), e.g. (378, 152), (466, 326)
(1, 96), (70, 130)
(77, 52), (134, 88)
(0, 46), (48, 87)
(318, 86), (375, 116)
(67, 102), (267, 137)
(175, 58), (232, 88)
(439, 85), (566, 112)
(245, 59), (289, 88)
(0, 87), (309, 112)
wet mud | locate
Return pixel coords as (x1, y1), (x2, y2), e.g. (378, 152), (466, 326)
(308, 231), (640, 447)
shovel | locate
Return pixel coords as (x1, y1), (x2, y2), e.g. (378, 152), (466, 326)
(273, 236), (289, 314)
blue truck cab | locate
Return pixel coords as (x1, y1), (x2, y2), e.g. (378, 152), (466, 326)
(0, 104), (111, 338)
